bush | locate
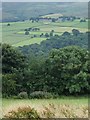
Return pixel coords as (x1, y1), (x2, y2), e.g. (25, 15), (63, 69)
(7, 23), (10, 26)
(25, 31), (29, 35)
(18, 92), (28, 99)
(29, 91), (53, 99)
(4, 106), (40, 119)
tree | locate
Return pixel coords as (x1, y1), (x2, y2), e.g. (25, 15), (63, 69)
(2, 44), (27, 74)
(2, 74), (16, 97)
(40, 33), (44, 37)
(51, 30), (54, 33)
(20, 32), (88, 57)
(45, 33), (49, 37)
(50, 32), (53, 37)
(62, 31), (71, 36)
(72, 29), (80, 36)
(80, 19), (86, 22)
(25, 31), (29, 35)
(2, 44), (27, 97)
(33, 34), (37, 37)
(7, 23), (10, 26)
(44, 46), (89, 95)
(52, 18), (56, 22)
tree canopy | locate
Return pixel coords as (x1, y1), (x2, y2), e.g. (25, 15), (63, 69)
(2, 44), (90, 97)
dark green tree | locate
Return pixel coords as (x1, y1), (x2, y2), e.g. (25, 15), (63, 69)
(2, 44), (26, 74)
(72, 29), (80, 36)
(2, 44), (27, 97)
(25, 31), (29, 35)
(45, 33), (49, 37)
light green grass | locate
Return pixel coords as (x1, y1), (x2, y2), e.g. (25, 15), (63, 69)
(3, 97), (88, 107)
(2, 20), (88, 47)
(13, 37), (46, 47)
(41, 13), (63, 18)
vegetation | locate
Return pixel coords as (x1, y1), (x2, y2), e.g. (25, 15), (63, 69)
(19, 31), (88, 57)
(25, 31), (29, 35)
(3, 98), (88, 118)
(2, 19), (88, 47)
(1, 2), (89, 119)
(2, 2), (88, 22)
(2, 43), (90, 97)
(5, 106), (40, 119)
(29, 91), (54, 99)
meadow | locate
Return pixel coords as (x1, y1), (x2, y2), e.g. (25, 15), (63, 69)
(2, 19), (88, 47)
(2, 97), (88, 118)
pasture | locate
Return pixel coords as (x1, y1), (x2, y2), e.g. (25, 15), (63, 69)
(2, 19), (88, 47)
(41, 13), (63, 18)
(2, 97), (88, 118)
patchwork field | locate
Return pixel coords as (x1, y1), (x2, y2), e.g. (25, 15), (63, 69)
(2, 97), (88, 118)
(2, 19), (88, 47)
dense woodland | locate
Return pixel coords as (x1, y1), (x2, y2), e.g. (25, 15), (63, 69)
(2, 30), (90, 98)
(19, 30), (88, 57)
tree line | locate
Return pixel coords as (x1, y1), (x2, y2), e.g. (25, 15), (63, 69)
(19, 30), (88, 57)
(2, 43), (90, 98)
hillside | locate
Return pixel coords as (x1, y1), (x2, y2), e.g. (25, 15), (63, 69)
(2, 19), (88, 46)
(2, 2), (88, 22)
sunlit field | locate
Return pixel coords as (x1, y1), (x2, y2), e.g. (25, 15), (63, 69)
(2, 97), (88, 118)
(2, 19), (88, 47)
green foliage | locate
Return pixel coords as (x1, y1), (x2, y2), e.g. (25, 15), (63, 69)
(2, 43), (90, 97)
(2, 44), (28, 97)
(2, 44), (26, 74)
(46, 46), (89, 95)
(7, 23), (10, 26)
(2, 19), (88, 47)
(45, 33), (49, 37)
(50, 31), (53, 37)
(20, 32), (88, 57)
(5, 106), (40, 119)
(52, 18), (56, 22)
(25, 31), (29, 35)
(29, 91), (53, 99)
(18, 92), (28, 99)
(2, 74), (16, 97)
(62, 31), (71, 36)
(72, 29), (80, 36)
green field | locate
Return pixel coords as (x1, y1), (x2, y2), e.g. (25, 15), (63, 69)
(2, 97), (88, 118)
(2, 19), (88, 47)
(41, 13), (63, 18)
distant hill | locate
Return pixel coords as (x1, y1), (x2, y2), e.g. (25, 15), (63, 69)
(2, 2), (88, 22)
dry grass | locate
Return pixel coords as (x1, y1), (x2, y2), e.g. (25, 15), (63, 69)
(3, 101), (88, 118)
(40, 104), (88, 118)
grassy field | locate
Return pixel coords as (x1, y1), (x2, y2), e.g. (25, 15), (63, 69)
(41, 13), (63, 18)
(2, 97), (88, 118)
(2, 19), (88, 47)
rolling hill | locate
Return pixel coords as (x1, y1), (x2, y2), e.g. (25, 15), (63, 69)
(2, 2), (88, 22)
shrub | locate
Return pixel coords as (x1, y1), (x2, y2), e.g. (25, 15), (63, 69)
(33, 34), (37, 37)
(45, 33), (49, 37)
(4, 106), (40, 119)
(18, 92), (28, 99)
(62, 31), (71, 36)
(29, 91), (53, 99)
(25, 31), (29, 35)
(7, 23), (10, 26)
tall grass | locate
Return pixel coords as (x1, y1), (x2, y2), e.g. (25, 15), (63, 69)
(2, 97), (88, 118)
